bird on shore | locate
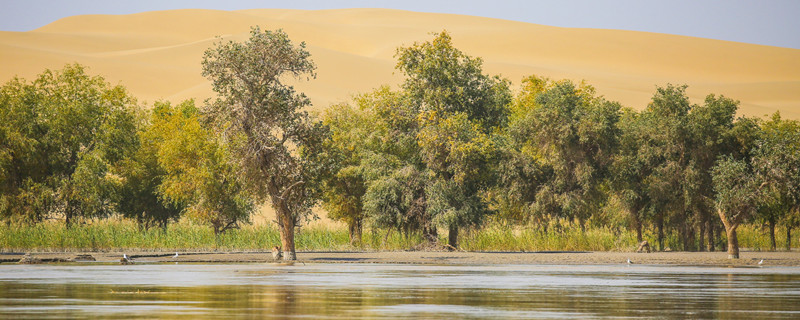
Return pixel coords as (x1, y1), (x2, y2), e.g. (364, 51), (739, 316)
(627, 258), (634, 264)
(758, 259), (764, 265)
(121, 254), (132, 265)
(172, 252), (179, 259)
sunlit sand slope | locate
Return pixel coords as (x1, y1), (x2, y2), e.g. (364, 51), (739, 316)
(1, 8), (799, 118)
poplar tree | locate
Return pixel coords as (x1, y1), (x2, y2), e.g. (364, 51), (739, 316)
(201, 27), (323, 259)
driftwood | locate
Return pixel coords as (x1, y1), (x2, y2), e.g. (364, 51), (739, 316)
(18, 253), (70, 264)
(272, 246), (283, 260)
(18, 253), (40, 264)
(72, 254), (96, 262)
(636, 240), (652, 253)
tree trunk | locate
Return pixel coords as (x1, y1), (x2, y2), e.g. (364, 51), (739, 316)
(631, 208), (643, 243)
(657, 219), (664, 251)
(65, 201), (75, 228)
(725, 226), (739, 259)
(423, 226), (438, 244)
(787, 226), (793, 251)
(706, 220), (714, 252)
(769, 218), (777, 252)
(682, 221), (696, 252)
(718, 209), (740, 259)
(278, 207), (296, 261)
(448, 224), (459, 250)
(348, 218), (362, 246)
(636, 223), (643, 243)
(698, 219), (706, 252)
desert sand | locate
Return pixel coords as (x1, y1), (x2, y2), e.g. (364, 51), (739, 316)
(1, 8), (799, 119)
(3, 250), (800, 267)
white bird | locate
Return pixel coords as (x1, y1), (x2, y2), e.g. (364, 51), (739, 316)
(758, 259), (764, 265)
(172, 252), (179, 259)
(123, 254), (129, 261)
(627, 258), (633, 264)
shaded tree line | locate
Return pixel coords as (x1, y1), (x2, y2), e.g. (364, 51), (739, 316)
(2, 29), (799, 260)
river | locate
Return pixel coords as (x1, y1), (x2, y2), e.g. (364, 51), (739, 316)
(1, 263), (799, 319)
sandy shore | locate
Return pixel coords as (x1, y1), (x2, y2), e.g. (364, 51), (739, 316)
(2, 250), (799, 267)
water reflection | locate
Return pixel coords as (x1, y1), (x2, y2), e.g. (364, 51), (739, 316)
(1, 264), (799, 319)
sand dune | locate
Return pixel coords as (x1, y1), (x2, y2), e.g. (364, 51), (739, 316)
(1, 8), (799, 119)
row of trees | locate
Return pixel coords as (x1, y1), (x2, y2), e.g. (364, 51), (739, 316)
(0, 64), (253, 234)
(2, 28), (799, 260)
(316, 31), (800, 259)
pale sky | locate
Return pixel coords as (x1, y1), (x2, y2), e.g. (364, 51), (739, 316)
(1, 0), (798, 49)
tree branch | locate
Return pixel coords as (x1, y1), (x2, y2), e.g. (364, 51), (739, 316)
(278, 180), (305, 201)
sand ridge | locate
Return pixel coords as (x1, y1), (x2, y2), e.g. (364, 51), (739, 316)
(1, 8), (798, 118)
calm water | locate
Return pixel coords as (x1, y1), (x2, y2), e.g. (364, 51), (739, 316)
(1, 263), (799, 319)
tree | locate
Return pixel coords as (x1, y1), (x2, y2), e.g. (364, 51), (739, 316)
(201, 27), (323, 259)
(115, 105), (182, 230)
(633, 85), (696, 251)
(752, 112), (800, 251)
(510, 78), (620, 231)
(395, 31), (511, 248)
(611, 108), (651, 243)
(685, 94), (740, 251)
(0, 64), (138, 226)
(419, 112), (498, 248)
(353, 87), (435, 242)
(318, 103), (370, 245)
(147, 100), (253, 234)
(713, 157), (762, 259)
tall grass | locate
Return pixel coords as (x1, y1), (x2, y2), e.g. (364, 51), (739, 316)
(737, 224), (800, 251)
(459, 223), (638, 252)
(1, 218), (796, 252)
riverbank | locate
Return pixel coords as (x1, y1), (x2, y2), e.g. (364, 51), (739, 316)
(2, 250), (799, 267)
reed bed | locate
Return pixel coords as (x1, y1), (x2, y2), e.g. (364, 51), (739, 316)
(0, 219), (796, 252)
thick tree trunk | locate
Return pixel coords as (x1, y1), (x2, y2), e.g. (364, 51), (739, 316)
(65, 200), (76, 228)
(448, 224), (459, 250)
(631, 209), (643, 243)
(718, 209), (740, 259)
(278, 208), (296, 261)
(636, 223), (643, 243)
(683, 221), (696, 252)
(725, 227), (739, 259)
(423, 226), (438, 244)
(348, 218), (362, 246)
(769, 218), (777, 252)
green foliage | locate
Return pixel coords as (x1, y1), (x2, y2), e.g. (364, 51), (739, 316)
(0, 64), (138, 225)
(317, 102), (371, 244)
(508, 78), (620, 226)
(754, 112), (800, 205)
(713, 157), (761, 222)
(392, 31), (512, 247)
(146, 100), (254, 234)
(395, 31), (511, 129)
(202, 27), (323, 258)
(115, 105), (181, 229)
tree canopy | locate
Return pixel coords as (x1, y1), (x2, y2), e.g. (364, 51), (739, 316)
(201, 27), (323, 259)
